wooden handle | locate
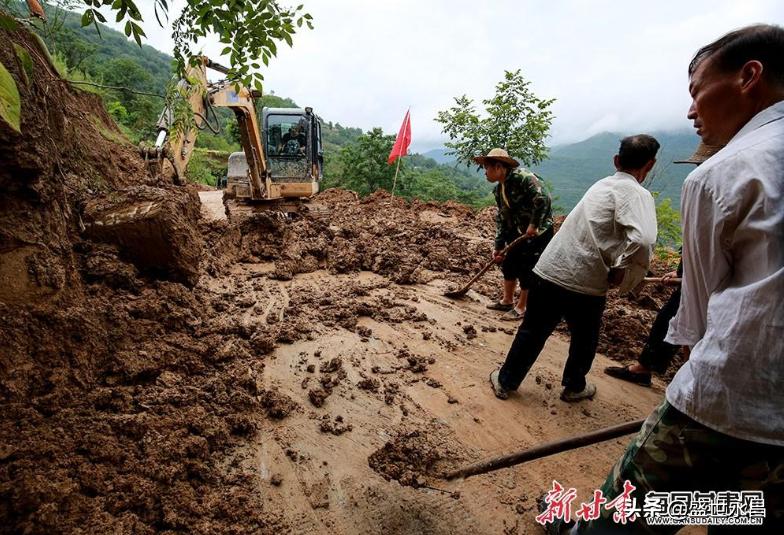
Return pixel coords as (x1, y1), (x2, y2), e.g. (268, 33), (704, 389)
(443, 418), (645, 481)
(643, 277), (682, 284)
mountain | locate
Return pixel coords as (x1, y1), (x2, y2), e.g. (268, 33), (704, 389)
(425, 130), (701, 211)
(534, 130), (700, 209)
(421, 148), (454, 165)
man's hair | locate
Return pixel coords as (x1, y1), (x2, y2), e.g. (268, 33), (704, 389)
(617, 135), (660, 170)
(689, 24), (784, 86)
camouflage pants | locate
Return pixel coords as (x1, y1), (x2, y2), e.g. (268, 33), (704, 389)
(574, 400), (784, 534)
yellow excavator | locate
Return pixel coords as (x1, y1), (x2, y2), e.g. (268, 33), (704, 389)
(143, 56), (324, 215)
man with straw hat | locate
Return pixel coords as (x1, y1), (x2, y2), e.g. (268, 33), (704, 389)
(603, 142), (722, 387)
(474, 148), (554, 321)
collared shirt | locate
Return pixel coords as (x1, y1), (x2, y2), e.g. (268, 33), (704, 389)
(665, 101), (784, 446)
(533, 172), (657, 296)
(493, 169), (553, 250)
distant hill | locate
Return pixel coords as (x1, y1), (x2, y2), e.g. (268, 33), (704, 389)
(421, 148), (454, 165)
(534, 131), (700, 209)
(427, 131), (700, 211)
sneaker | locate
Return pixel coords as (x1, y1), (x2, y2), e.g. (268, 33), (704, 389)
(501, 307), (525, 321)
(489, 369), (509, 400)
(604, 365), (652, 387)
(486, 301), (514, 312)
(560, 382), (597, 402)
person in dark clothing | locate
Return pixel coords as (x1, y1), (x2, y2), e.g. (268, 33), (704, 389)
(474, 148), (554, 321)
(604, 262), (682, 386)
(278, 125), (306, 155)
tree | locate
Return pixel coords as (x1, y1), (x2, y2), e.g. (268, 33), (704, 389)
(74, 0), (312, 91)
(435, 69), (555, 168)
(335, 128), (402, 195)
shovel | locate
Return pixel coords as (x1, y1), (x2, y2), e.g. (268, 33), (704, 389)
(442, 418), (645, 481)
(444, 233), (536, 299)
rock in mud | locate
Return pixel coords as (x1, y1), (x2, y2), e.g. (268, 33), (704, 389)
(308, 388), (331, 408)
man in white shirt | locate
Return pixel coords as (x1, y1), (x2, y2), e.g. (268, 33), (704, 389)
(568, 24), (784, 534)
(489, 135), (658, 403)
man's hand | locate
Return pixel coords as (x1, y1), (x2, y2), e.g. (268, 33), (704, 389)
(661, 270), (678, 282)
(525, 224), (538, 238)
(492, 249), (505, 264)
(608, 267), (625, 288)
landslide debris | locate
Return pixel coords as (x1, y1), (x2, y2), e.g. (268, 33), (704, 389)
(0, 21), (679, 535)
(0, 26), (279, 534)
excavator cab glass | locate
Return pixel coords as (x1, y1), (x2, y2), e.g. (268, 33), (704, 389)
(266, 115), (307, 158)
(262, 108), (322, 184)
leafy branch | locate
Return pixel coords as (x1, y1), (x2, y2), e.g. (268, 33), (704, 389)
(435, 69), (555, 168)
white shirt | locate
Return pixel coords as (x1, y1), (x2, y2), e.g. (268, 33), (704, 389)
(666, 101), (784, 446)
(534, 172), (657, 296)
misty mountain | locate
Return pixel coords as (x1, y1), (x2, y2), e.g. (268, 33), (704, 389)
(424, 131), (700, 211)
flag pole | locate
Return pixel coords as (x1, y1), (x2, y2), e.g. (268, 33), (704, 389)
(391, 156), (401, 196)
(389, 107), (410, 198)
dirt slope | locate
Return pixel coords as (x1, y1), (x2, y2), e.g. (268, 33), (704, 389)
(1, 23), (684, 535)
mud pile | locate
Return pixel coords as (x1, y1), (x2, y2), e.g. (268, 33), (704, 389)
(0, 26), (279, 534)
(233, 189), (678, 371)
(368, 430), (445, 488)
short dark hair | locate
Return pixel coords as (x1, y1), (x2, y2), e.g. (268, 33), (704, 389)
(617, 135), (660, 170)
(689, 24), (784, 86)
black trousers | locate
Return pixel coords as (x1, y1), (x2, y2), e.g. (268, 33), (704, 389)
(638, 286), (681, 373)
(498, 274), (606, 392)
(500, 227), (555, 289)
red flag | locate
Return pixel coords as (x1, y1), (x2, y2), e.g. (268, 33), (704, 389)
(387, 110), (411, 164)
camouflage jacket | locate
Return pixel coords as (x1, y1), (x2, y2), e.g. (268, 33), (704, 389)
(493, 169), (553, 250)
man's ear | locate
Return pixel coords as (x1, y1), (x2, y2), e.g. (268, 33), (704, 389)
(740, 60), (764, 92)
(613, 154), (621, 170)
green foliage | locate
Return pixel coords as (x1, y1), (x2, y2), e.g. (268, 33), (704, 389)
(323, 128), (495, 208)
(435, 69), (555, 168)
(170, 1), (312, 92)
(186, 149), (229, 186)
(0, 60), (21, 133)
(13, 44), (32, 84)
(72, 0), (313, 92)
(196, 131), (240, 152)
(654, 194), (681, 247)
(327, 128), (398, 195)
(106, 99), (128, 123)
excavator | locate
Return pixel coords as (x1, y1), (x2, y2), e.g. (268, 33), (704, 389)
(142, 56), (324, 216)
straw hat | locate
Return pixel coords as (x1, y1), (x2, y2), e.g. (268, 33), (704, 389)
(473, 148), (520, 168)
(674, 142), (723, 164)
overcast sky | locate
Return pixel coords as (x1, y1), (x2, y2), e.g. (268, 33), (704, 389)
(113, 0), (782, 152)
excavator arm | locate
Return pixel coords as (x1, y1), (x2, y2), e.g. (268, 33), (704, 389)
(146, 57), (268, 200)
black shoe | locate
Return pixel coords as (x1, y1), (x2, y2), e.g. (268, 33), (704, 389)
(604, 365), (652, 386)
(486, 301), (514, 312)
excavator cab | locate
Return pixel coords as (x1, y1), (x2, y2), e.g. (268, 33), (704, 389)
(225, 106), (323, 203)
(264, 107), (322, 183)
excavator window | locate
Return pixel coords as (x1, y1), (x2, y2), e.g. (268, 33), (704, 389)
(267, 115), (307, 157)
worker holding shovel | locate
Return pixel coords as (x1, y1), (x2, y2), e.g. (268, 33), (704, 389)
(475, 148), (554, 321)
